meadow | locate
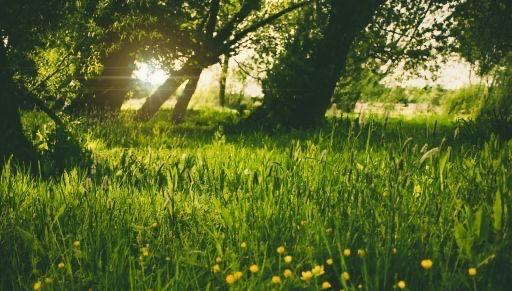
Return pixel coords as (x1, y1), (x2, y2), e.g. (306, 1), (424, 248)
(1, 110), (510, 290)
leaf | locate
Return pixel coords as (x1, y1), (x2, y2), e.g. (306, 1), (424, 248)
(493, 190), (503, 232)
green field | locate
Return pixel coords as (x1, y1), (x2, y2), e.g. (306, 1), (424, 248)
(1, 110), (510, 290)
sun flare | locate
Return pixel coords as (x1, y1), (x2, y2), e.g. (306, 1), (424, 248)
(133, 61), (168, 86)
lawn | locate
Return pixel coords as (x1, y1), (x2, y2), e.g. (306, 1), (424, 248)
(1, 110), (510, 290)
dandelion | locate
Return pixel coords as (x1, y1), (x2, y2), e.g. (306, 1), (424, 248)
(357, 249), (366, 257)
(225, 274), (236, 285)
(284, 255), (293, 263)
(326, 258), (334, 265)
(271, 276), (282, 284)
(234, 271), (243, 280)
(342, 272), (350, 281)
(58, 262), (65, 269)
(301, 271), (313, 281)
(240, 242), (247, 249)
(44, 277), (53, 284)
(284, 269), (293, 278)
(414, 185), (422, 194)
(249, 264), (259, 273)
(421, 259), (433, 270)
(141, 247), (150, 257)
(312, 265), (325, 276)
(73, 240), (80, 248)
(277, 246), (285, 254)
(33, 281), (42, 290)
(468, 267), (477, 276)
(397, 280), (406, 289)
(383, 190), (389, 197)
(212, 264), (221, 273)
(215, 256), (222, 263)
(343, 249), (351, 257)
(321, 281), (332, 289)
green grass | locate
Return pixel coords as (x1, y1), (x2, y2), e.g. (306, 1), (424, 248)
(1, 109), (511, 290)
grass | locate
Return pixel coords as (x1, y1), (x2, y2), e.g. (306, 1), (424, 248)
(1, 109), (511, 290)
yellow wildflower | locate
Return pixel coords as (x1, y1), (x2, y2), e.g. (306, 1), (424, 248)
(358, 284), (363, 289)
(284, 269), (293, 278)
(73, 240), (80, 248)
(225, 274), (236, 285)
(240, 242), (247, 249)
(151, 222), (159, 228)
(414, 185), (422, 194)
(212, 264), (221, 273)
(468, 267), (477, 276)
(57, 262), (65, 269)
(141, 247), (150, 257)
(392, 248), (398, 254)
(397, 280), (406, 289)
(326, 258), (334, 265)
(271, 275), (282, 284)
(312, 265), (325, 276)
(277, 246), (285, 254)
(343, 249), (351, 257)
(357, 249), (366, 257)
(342, 272), (350, 281)
(321, 281), (332, 289)
(234, 271), (243, 280)
(249, 264), (259, 273)
(33, 281), (42, 291)
(215, 256), (222, 263)
(421, 259), (433, 270)
(301, 271), (313, 281)
(284, 255), (293, 263)
(44, 277), (53, 284)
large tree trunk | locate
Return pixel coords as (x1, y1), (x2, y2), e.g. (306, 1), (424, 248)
(218, 55), (229, 107)
(70, 46), (136, 113)
(254, 0), (382, 128)
(171, 71), (201, 124)
(135, 61), (203, 121)
(0, 44), (35, 165)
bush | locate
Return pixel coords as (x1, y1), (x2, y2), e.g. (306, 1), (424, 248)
(441, 85), (486, 115)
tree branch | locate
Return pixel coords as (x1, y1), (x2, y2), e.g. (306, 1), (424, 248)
(226, 0), (312, 48)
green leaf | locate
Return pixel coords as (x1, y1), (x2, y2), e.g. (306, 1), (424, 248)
(493, 190), (503, 232)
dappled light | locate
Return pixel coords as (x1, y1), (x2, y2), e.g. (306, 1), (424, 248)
(1, 0), (511, 290)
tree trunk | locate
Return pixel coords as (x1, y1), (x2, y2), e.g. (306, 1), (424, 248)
(135, 61), (203, 121)
(70, 46), (135, 113)
(171, 71), (201, 124)
(255, 0), (382, 128)
(0, 44), (35, 165)
(218, 55), (229, 107)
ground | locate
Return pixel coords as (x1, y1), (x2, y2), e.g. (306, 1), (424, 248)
(0, 109), (510, 290)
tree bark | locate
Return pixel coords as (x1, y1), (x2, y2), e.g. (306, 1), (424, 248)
(70, 46), (136, 113)
(135, 61), (203, 121)
(0, 44), (35, 165)
(218, 55), (229, 107)
(171, 71), (201, 124)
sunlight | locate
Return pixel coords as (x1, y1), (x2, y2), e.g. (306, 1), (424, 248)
(133, 61), (168, 86)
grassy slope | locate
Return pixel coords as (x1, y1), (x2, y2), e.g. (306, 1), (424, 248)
(1, 110), (511, 290)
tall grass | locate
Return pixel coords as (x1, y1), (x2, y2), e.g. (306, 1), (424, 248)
(1, 111), (510, 290)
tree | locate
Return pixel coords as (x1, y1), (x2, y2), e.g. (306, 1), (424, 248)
(219, 54), (230, 107)
(134, 0), (311, 123)
(252, 0), (458, 128)
(0, 0), (70, 164)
